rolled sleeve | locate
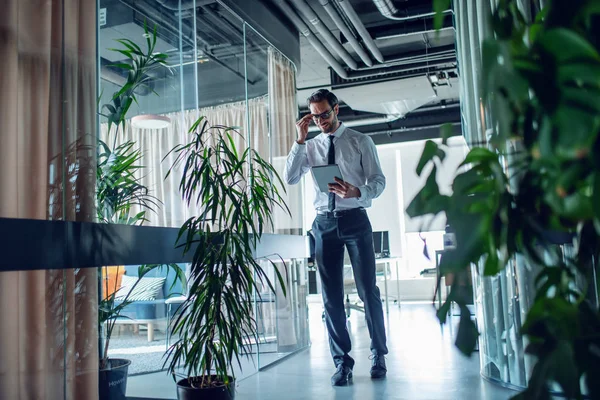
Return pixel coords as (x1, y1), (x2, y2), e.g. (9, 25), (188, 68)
(290, 141), (306, 155)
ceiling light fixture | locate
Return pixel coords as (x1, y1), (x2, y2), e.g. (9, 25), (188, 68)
(131, 114), (171, 130)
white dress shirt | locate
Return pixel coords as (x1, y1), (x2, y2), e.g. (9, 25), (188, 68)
(284, 123), (386, 212)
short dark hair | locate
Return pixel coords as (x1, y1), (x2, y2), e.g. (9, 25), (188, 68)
(307, 89), (338, 109)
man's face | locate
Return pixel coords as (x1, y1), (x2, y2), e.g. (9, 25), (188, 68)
(309, 100), (338, 134)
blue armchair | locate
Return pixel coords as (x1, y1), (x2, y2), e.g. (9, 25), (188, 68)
(115, 264), (187, 341)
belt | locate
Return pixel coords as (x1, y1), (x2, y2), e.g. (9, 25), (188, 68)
(316, 207), (365, 218)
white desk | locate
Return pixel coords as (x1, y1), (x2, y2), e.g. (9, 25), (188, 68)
(343, 256), (401, 315)
(376, 256), (401, 314)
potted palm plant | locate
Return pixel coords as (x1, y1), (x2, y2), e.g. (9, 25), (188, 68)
(97, 23), (185, 400)
(409, 1), (600, 398)
(164, 117), (290, 400)
(96, 135), (185, 398)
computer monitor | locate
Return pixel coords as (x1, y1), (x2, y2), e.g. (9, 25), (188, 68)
(372, 231), (390, 258)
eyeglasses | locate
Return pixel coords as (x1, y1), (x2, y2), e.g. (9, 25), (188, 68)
(312, 109), (334, 121)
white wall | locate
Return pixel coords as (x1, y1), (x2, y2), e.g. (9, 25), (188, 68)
(396, 136), (469, 232)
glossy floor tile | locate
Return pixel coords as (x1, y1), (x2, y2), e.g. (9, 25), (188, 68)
(128, 299), (518, 399)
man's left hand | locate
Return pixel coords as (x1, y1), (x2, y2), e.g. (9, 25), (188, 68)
(328, 177), (361, 199)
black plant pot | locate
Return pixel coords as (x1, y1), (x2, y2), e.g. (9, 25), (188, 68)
(176, 376), (235, 400)
(99, 358), (131, 400)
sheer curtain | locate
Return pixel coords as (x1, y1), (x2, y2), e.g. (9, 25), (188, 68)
(0, 1), (98, 399)
(267, 47), (303, 235)
(101, 96), (269, 228)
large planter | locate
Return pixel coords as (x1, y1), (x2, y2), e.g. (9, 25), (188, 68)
(99, 358), (131, 400)
(176, 376), (235, 400)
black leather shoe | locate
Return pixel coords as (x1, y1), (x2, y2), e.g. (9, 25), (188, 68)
(369, 352), (387, 379)
(331, 364), (353, 386)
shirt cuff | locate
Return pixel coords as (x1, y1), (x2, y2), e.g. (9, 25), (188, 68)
(357, 185), (369, 202)
(291, 141), (306, 154)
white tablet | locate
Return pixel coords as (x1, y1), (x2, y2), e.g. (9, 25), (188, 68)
(311, 165), (344, 193)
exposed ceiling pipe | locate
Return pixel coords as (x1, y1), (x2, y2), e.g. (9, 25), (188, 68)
(301, 100), (460, 114)
(202, 6), (242, 43)
(318, 0), (373, 67)
(335, 0), (384, 63)
(364, 122), (461, 137)
(308, 114), (400, 133)
(289, 0), (358, 70)
(372, 0), (453, 21)
(196, 12), (232, 45)
(271, 0), (348, 78)
(155, 0), (215, 11)
(201, 6), (268, 57)
(355, 45), (456, 71)
(132, 0), (254, 83)
(375, 26), (454, 41)
(345, 57), (456, 80)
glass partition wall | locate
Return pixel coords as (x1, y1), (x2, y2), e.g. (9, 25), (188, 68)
(96, 0), (307, 398)
(0, 0), (305, 397)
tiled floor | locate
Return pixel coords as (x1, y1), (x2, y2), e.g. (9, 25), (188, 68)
(128, 299), (517, 399)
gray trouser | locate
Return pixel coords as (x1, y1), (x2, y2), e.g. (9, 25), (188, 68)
(311, 208), (388, 368)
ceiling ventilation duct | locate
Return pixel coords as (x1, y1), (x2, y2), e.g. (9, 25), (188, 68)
(372, 0), (453, 21)
(289, 0), (358, 70)
(155, 0), (215, 11)
(335, 76), (437, 116)
(317, 0), (373, 67)
(308, 114), (400, 133)
(336, 0), (384, 63)
(271, 0), (349, 78)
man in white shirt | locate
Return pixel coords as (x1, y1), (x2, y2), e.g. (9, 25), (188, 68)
(284, 89), (388, 386)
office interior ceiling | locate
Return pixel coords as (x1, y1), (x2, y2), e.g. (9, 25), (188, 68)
(97, 0), (461, 143)
(286, 0), (461, 143)
(99, 23), (176, 63)
(99, 0), (288, 111)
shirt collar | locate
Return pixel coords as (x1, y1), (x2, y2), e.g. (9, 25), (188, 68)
(320, 122), (346, 141)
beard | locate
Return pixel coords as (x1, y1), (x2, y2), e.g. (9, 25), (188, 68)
(320, 116), (338, 133)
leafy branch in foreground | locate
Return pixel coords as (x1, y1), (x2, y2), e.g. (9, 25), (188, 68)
(412, 1), (600, 398)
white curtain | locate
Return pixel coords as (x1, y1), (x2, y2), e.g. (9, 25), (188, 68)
(267, 47), (303, 235)
(100, 96), (268, 229)
(0, 1), (98, 399)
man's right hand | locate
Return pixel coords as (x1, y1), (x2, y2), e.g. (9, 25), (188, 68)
(295, 114), (312, 144)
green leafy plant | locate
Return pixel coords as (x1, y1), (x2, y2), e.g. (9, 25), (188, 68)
(97, 21), (169, 223)
(96, 139), (160, 225)
(99, 264), (186, 370)
(411, 0), (600, 398)
(96, 23), (185, 370)
(164, 117), (290, 391)
(97, 21), (168, 226)
(100, 23), (169, 144)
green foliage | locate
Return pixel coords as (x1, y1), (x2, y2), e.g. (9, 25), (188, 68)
(96, 139), (160, 225)
(164, 118), (290, 389)
(433, 0), (452, 31)
(414, 1), (600, 398)
(99, 23), (169, 140)
(96, 24), (185, 370)
(96, 21), (169, 226)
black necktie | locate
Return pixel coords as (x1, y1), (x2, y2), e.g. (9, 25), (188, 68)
(328, 135), (335, 212)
